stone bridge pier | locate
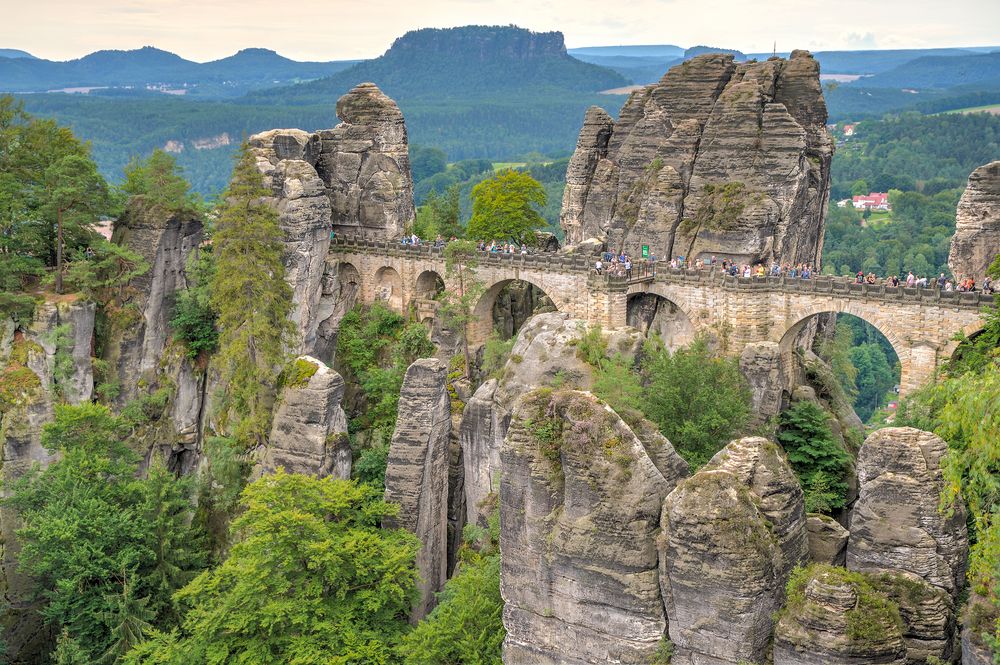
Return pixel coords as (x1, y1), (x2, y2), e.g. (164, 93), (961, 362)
(328, 239), (990, 397)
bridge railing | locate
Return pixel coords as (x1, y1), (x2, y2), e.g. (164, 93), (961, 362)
(329, 237), (993, 309)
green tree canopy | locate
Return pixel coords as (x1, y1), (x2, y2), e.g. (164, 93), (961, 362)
(124, 471), (420, 665)
(121, 149), (200, 215)
(776, 400), (852, 513)
(466, 169), (546, 244)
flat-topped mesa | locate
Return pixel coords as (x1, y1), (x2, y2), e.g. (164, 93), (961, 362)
(561, 51), (834, 267)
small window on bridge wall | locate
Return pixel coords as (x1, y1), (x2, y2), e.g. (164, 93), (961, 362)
(797, 313), (901, 423)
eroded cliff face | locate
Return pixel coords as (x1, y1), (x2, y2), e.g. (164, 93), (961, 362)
(1, 301), (95, 663)
(501, 389), (685, 664)
(248, 83), (413, 357)
(948, 160), (1000, 280)
(561, 51), (833, 265)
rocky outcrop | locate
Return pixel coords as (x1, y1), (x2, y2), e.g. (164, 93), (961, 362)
(704, 436), (809, 585)
(501, 389), (684, 664)
(806, 513), (849, 566)
(460, 312), (645, 527)
(948, 161), (1000, 280)
(248, 84), (414, 355)
(560, 52), (833, 265)
(659, 468), (785, 665)
(107, 198), (204, 405)
(740, 341), (786, 421)
(847, 428), (968, 599)
(773, 565), (907, 665)
(250, 129), (332, 353)
(1, 301), (95, 664)
(383, 358), (451, 621)
(256, 356), (350, 479)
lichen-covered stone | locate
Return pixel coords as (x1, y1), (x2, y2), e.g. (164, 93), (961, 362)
(561, 52), (833, 266)
(383, 358), (451, 621)
(773, 565), (907, 665)
(257, 356), (350, 479)
(847, 427), (968, 599)
(659, 468), (784, 665)
(705, 436), (809, 586)
(806, 513), (849, 566)
(501, 389), (681, 664)
(948, 161), (1000, 281)
(740, 341), (785, 421)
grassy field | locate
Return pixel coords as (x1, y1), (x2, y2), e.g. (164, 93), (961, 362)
(863, 210), (893, 227)
(941, 103), (1000, 116)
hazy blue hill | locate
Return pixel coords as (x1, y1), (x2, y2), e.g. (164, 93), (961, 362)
(853, 51), (1000, 89)
(569, 53), (682, 84)
(0, 45), (356, 94)
(251, 25), (629, 104)
(0, 49), (36, 59)
(567, 45), (684, 58)
(812, 48), (984, 74)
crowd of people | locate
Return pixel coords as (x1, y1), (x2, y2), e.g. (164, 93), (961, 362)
(593, 250), (635, 279)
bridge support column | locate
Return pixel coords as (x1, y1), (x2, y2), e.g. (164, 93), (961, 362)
(585, 277), (628, 329)
(900, 343), (940, 397)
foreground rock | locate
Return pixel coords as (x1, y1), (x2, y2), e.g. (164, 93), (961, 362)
(773, 565), (907, 664)
(501, 389), (684, 664)
(847, 427), (968, 599)
(256, 356), (350, 479)
(948, 160), (1000, 281)
(383, 358), (451, 621)
(659, 467), (784, 665)
(561, 52), (833, 264)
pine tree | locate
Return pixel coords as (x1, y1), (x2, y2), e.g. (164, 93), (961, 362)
(97, 576), (155, 665)
(121, 149), (198, 214)
(209, 143), (293, 446)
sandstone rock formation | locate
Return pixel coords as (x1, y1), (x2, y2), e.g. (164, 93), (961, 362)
(501, 389), (684, 664)
(948, 160), (1000, 280)
(256, 356), (350, 479)
(740, 341), (786, 421)
(561, 52), (833, 265)
(847, 427), (968, 599)
(659, 468), (784, 665)
(704, 436), (809, 585)
(1, 301), (95, 663)
(773, 565), (907, 665)
(248, 83), (414, 355)
(806, 513), (849, 566)
(626, 292), (695, 350)
(383, 358), (451, 621)
(459, 378), (502, 527)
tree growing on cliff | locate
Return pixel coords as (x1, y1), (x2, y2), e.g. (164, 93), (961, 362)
(466, 169), (546, 243)
(121, 149), (201, 215)
(209, 143), (293, 445)
(440, 240), (485, 380)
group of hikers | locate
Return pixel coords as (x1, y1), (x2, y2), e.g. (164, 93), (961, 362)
(593, 250), (635, 278)
(865, 271), (993, 293)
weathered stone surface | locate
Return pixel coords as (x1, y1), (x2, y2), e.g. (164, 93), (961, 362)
(501, 389), (681, 664)
(626, 292), (695, 350)
(740, 341), (786, 421)
(659, 468), (784, 665)
(704, 436), (809, 585)
(773, 566), (907, 665)
(250, 132), (333, 353)
(107, 198), (204, 405)
(318, 83), (414, 240)
(877, 570), (956, 663)
(961, 596), (997, 665)
(561, 52), (833, 266)
(847, 427), (968, 598)
(948, 161), (1000, 281)
(806, 513), (849, 566)
(459, 378), (502, 527)
(257, 356), (350, 479)
(314, 258), (360, 365)
(383, 358), (450, 621)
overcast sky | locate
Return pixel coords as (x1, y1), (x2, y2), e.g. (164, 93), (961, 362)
(4, 0), (999, 62)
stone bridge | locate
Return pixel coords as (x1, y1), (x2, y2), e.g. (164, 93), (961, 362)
(328, 237), (991, 395)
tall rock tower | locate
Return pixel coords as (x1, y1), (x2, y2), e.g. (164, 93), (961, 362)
(561, 51), (834, 266)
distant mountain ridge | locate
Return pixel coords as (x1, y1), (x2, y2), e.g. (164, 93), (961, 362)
(0, 45), (357, 95)
(0, 49), (35, 59)
(853, 51), (1000, 89)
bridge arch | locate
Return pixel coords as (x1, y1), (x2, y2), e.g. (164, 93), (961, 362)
(415, 270), (445, 300)
(625, 285), (697, 349)
(469, 278), (565, 347)
(374, 266), (404, 313)
(777, 305), (907, 400)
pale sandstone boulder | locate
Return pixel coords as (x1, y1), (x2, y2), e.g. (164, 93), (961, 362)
(847, 427), (968, 599)
(501, 389), (684, 664)
(257, 356), (350, 480)
(806, 513), (849, 566)
(383, 358), (451, 621)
